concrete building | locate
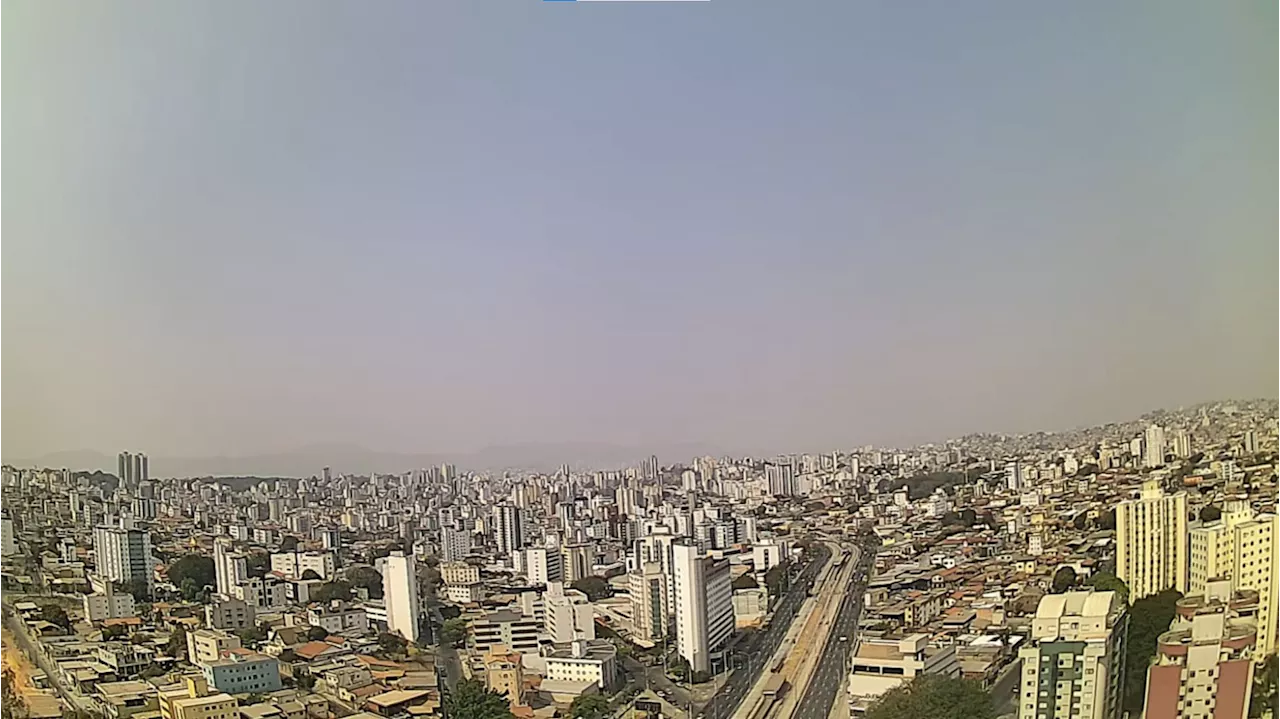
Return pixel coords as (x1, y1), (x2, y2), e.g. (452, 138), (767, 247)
(562, 544), (592, 584)
(213, 539), (246, 596)
(1142, 579), (1258, 719)
(846, 634), (961, 715)
(672, 542), (734, 674)
(204, 596), (255, 632)
(1, 515), (15, 556)
(545, 639), (618, 692)
(440, 561), (481, 587)
(482, 645), (524, 705)
(1188, 500), (1278, 656)
(307, 602), (371, 635)
(158, 677), (236, 719)
(383, 551), (421, 644)
(187, 629), (241, 666)
(493, 505), (525, 556)
(1116, 480), (1188, 600)
(1017, 590), (1127, 719)
(93, 522), (154, 595)
(518, 547), (562, 585)
(544, 582), (595, 644)
(629, 562), (669, 641)
(83, 583), (137, 623)
(470, 610), (541, 654)
(201, 653), (282, 694)
(268, 551), (336, 580)
(440, 526), (473, 563)
(1144, 424), (1167, 468)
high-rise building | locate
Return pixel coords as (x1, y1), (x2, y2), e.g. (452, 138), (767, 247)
(765, 463), (797, 497)
(1243, 430), (1259, 455)
(383, 551), (421, 643)
(116, 451), (149, 487)
(1, 515), (15, 556)
(543, 582), (595, 643)
(1188, 500), (1277, 656)
(213, 538), (247, 596)
(1173, 430), (1194, 459)
(93, 521), (154, 595)
(563, 543), (591, 584)
(1116, 480), (1188, 600)
(1005, 461), (1024, 492)
(1144, 424), (1166, 468)
(672, 541), (734, 674)
(522, 547), (563, 585)
(493, 505), (525, 557)
(1017, 590), (1127, 719)
(629, 561), (670, 641)
(1141, 578), (1258, 719)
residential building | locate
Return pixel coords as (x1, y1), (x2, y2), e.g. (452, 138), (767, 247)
(493, 505), (525, 556)
(383, 551), (421, 644)
(440, 526), (473, 563)
(544, 583), (595, 644)
(187, 629), (241, 666)
(1142, 579), (1258, 719)
(672, 542), (734, 674)
(1116, 480), (1188, 600)
(545, 639), (618, 692)
(440, 561), (481, 586)
(201, 653), (282, 695)
(269, 551), (336, 580)
(307, 602), (370, 635)
(204, 597), (255, 632)
(213, 539), (246, 596)
(629, 562), (669, 641)
(1017, 590), (1127, 719)
(83, 583), (136, 623)
(158, 676), (237, 719)
(93, 522), (154, 595)
(563, 544), (592, 584)
(445, 583), (484, 605)
(1, 515), (14, 556)
(519, 547), (563, 585)
(1144, 424), (1167, 468)
(1188, 500), (1277, 656)
(482, 645), (524, 705)
(470, 610), (541, 654)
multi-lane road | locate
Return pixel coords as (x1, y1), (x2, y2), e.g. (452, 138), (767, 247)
(791, 542), (873, 719)
(698, 544), (833, 719)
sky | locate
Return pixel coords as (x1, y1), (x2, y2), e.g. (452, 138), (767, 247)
(3, 0), (1276, 461)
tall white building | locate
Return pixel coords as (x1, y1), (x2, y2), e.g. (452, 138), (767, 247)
(522, 547), (564, 585)
(213, 538), (247, 596)
(1173, 430), (1193, 459)
(629, 562), (670, 641)
(1, 516), (15, 556)
(671, 542), (734, 674)
(383, 551), (421, 644)
(93, 522), (154, 595)
(440, 525), (472, 563)
(1116, 480), (1188, 600)
(543, 582), (596, 644)
(1018, 590), (1127, 719)
(493, 505), (525, 557)
(1143, 424), (1166, 468)
(1189, 500), (1278, 656)
(1005, 461), (1024, 492)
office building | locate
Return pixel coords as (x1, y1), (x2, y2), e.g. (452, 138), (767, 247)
(383, 551), (421, 644)
(672, 542), (735, 674)
(544, 582), (595, 644)
(1017, 590), (1127, 719)
(563, 543), (591, 584)
(1188, 500), (1278, 656)
(1116, 480), (1188, 600)
(1141, 578), (1258, 719)
(93, 522), (155, 595)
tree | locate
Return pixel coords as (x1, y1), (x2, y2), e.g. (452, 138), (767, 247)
(2, 668), (27, 719)
(300, 569), (322, 581)
(102, 623), (130, 640)
(345, 566), (385, 599)
(167, 626), (188, 659)
(865, 674), (995, 719)
(571, 576), (612, 602)
(1051, 566), (1077, 594)
(1072, 513), (1089, 531)
(180, 577), (201, 602)
(312, 581), (353, 603)
(121, 578), (151, 603)
(245, 553), (270, 579)
(1250, 654), (1277, 718)
(306, 625), (330, 641)
(731, 574), (759, 591)
(1122, 589), (1182, 712)
(278, 536), (299, 552)
(570, 693), (610, 719)
(1199, 505), (1222, 523)
(667, 654), (690, 682)
(377, 632), (408, 655)
(1097, 508), (1116, 531)
(38, 604), (70, 629)
(764, 561), (791, 597)
(440, 617), (468, 648)
(444, 679), (515, 719)
(168, 555), (216, 591)
(1087, 572), (1130, 605)
(295, 673), (316, 690)
(236, 622), (269, 649)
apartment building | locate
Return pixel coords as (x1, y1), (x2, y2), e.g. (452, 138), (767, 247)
(846, 634), (961, 716)
(1017, 590), (1127, 719)
(1188, 500), (1277, 656)
(1116, 480), (1188, 600)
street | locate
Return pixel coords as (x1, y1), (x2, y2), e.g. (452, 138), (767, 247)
(790, 544), (873, 719)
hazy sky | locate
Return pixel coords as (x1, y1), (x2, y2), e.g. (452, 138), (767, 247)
(3, 1), (1276, 460)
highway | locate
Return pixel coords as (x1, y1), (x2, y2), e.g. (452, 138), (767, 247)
(698, 543), (832, 719)
(790, 543), (873, 719)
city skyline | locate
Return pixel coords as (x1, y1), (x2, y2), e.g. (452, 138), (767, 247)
(4, 1), (1276, 459)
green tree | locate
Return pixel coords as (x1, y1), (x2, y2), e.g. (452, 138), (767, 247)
(1123, 589), (1181, 712)
(236, 622), (270, 649)
(102, 623), (130, 640)
(180, 577), (201, 602)
(1097, 508), (1116, 531)
(313, 581), (353, 603)
(1051, 566), (1077, 594)
(1250, 655), (1278, 718)
(571, 576), (613, 602)
(444, 679), (516, 719)
(345, 566), (385, 599)
(167, 626), (188, 659)
(731, 574), (759, 591)
(38, 603), (70, 629)
(306, 625), (330, 641)
(300, 569), (322, 581)
(377, 632), (409, 655)
(764, 561), (791, 597)
(570, 693), (611, 719)
(1072, 513), (1089, 531)
(865, 674), (995, 719)
(1199, 505), (1222, 523)
(245, 553), (270, 579)
(168, 555), (216, 591)
(440, 617), (468, 648)
(1087, 572), (1130, 604)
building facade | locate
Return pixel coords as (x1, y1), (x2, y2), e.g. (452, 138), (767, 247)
(1115, 480), (1188, 600)
(1017, 591), (1127, 719)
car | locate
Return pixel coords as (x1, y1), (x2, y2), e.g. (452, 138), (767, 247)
(839, 636), (849, 642)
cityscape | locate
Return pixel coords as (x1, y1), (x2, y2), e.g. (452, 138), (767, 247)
(0, 399), (1276, 719)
